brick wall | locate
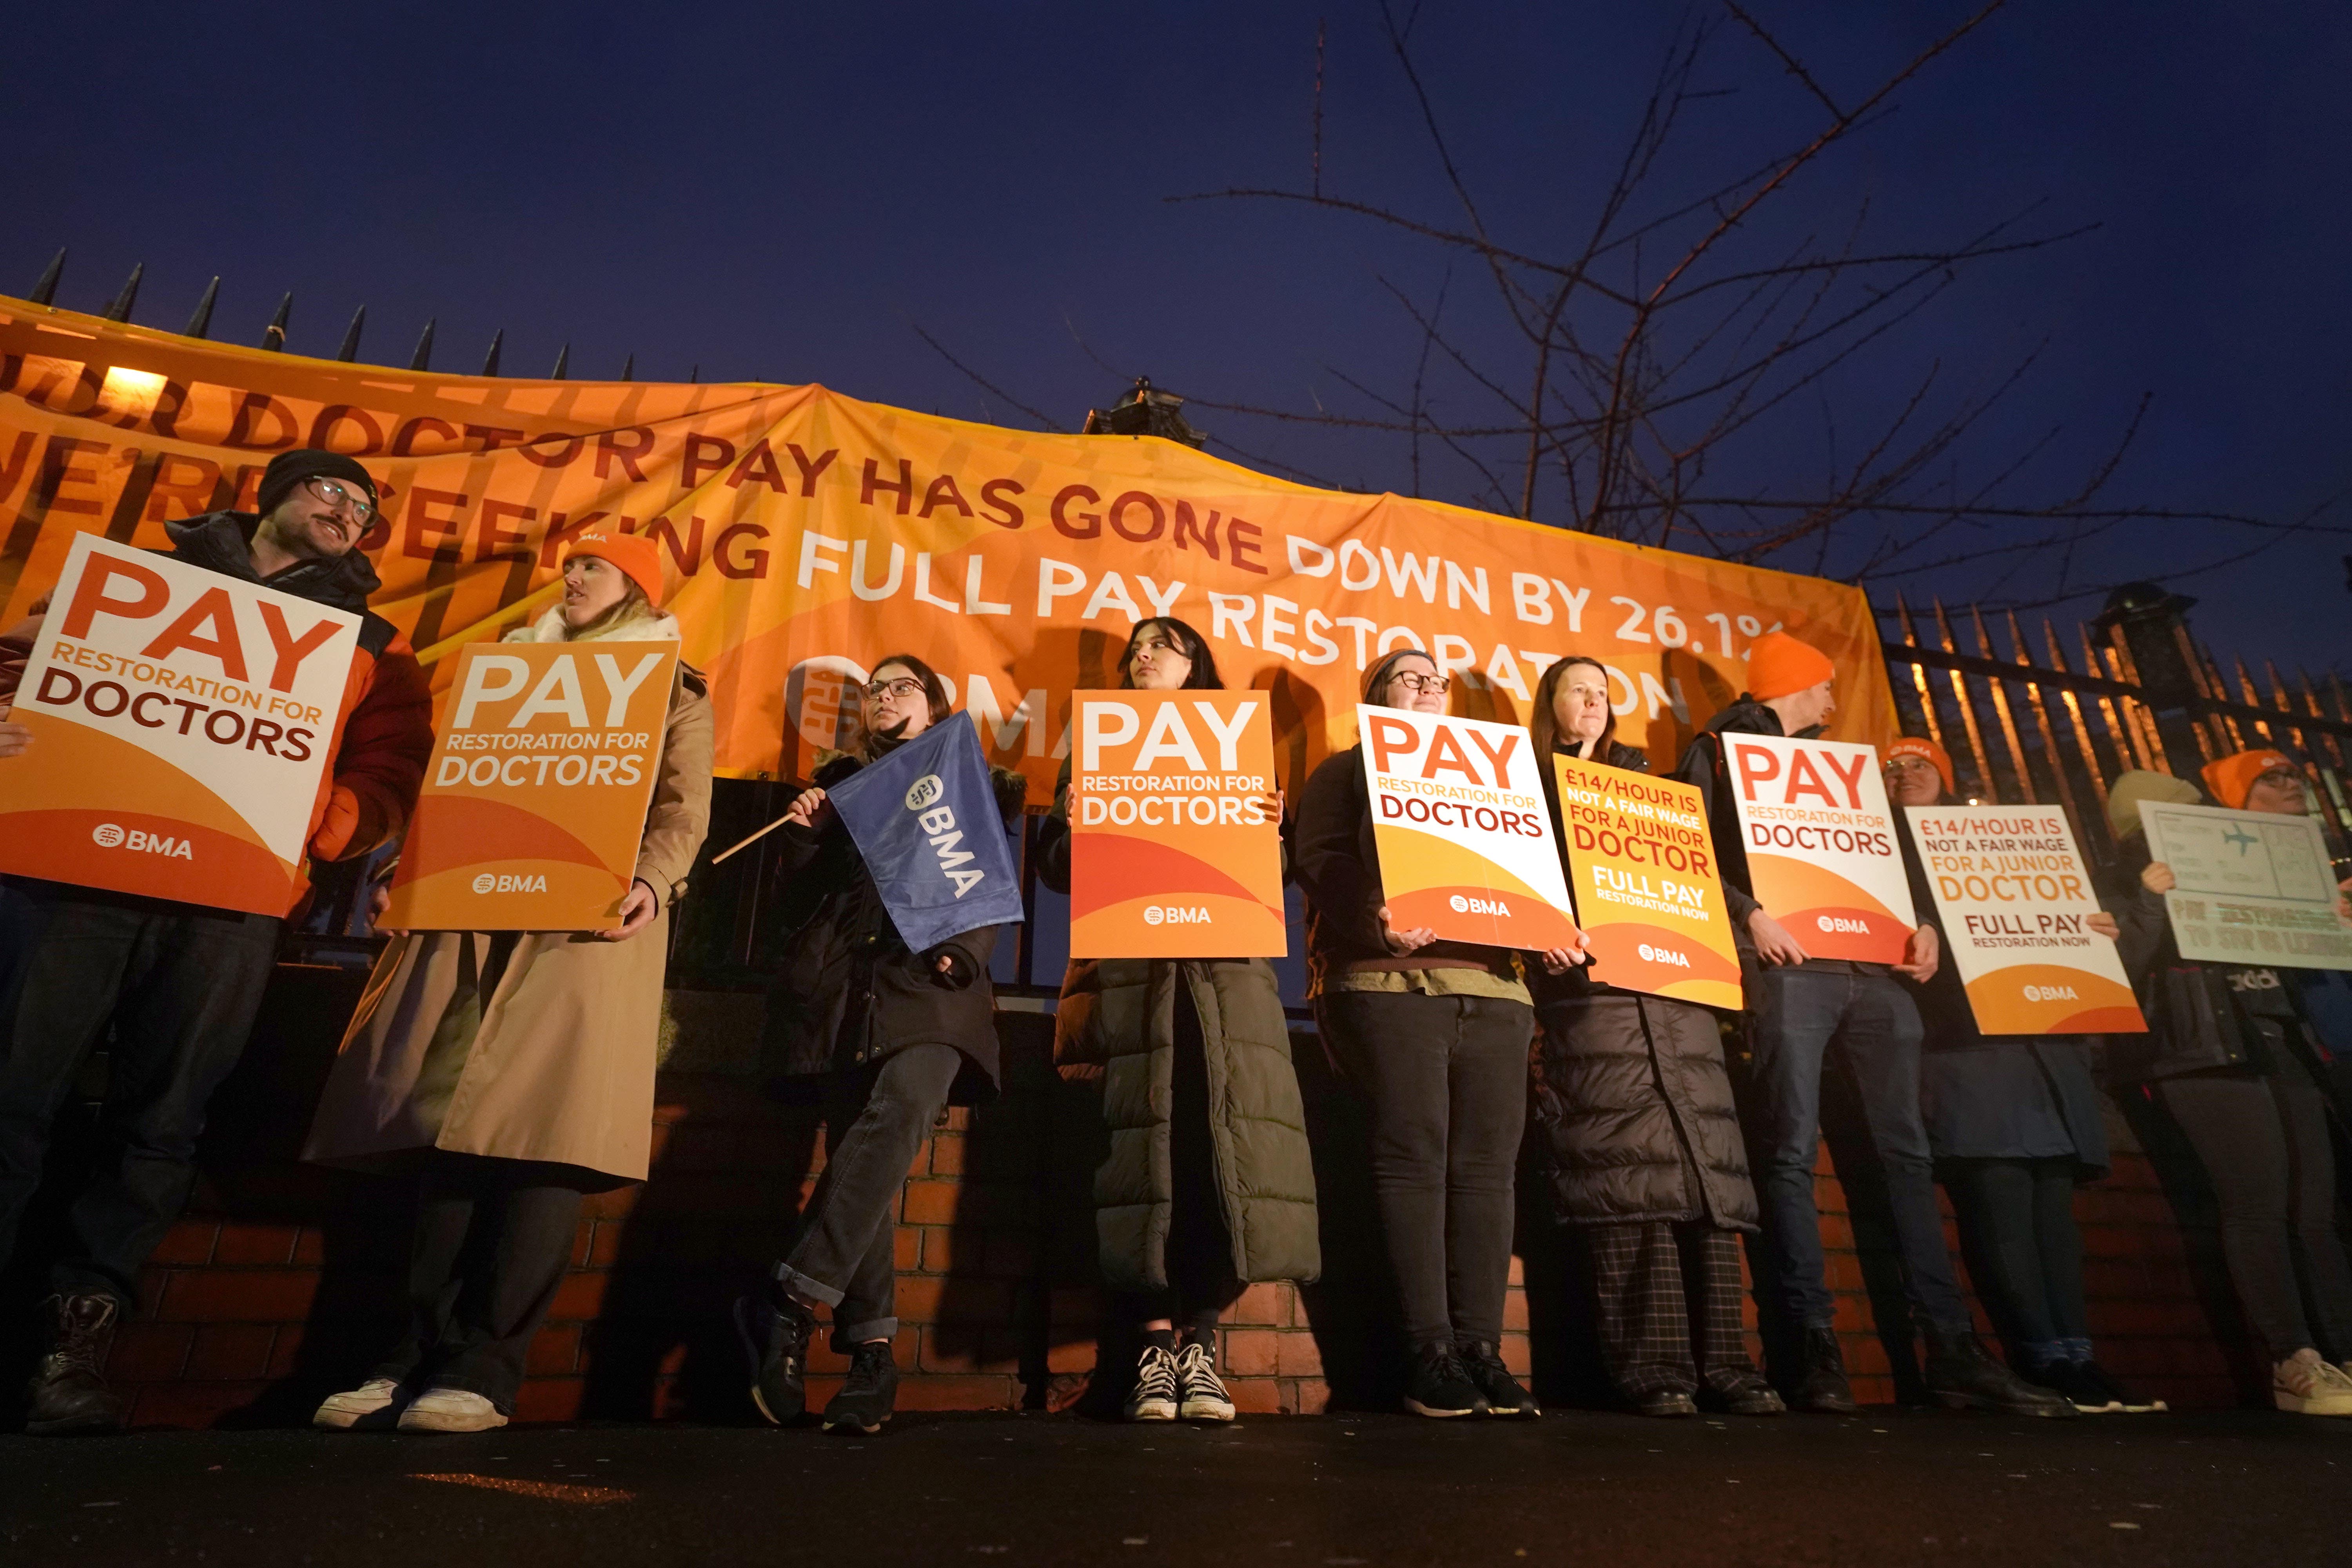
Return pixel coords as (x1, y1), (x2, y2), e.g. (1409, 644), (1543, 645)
(9, 971), (2267, 1426)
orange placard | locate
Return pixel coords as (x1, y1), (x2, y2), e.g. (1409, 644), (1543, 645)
(1553, 754), (1742, 1008)
(1068, 691), (1285, 957)
(0, 296), (1902, 808)
(0, 532), (359, 915)
(1723, 733), (1916, 963)
(381, 641), (677, 929)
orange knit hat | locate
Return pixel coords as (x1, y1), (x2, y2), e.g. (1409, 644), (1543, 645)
(1746, 630), (1836, 700)
(2202, 748), (2296, 810)
(563, 528), (667, 606)
(1886, 736), (1954, 794)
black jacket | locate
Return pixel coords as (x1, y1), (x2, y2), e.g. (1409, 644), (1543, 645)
(759, 753), (1014, 1104)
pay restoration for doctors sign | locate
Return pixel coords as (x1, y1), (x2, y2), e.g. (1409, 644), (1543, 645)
(1722, 732), (1916, 964)
(0, 532), (359, 915)
(1359, 707), (1580, 951)
(1068, 690), (1285, 958)
(381, 639), (677, 929)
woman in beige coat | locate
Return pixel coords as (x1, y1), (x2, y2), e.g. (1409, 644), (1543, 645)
(303, 530), (712, 1434)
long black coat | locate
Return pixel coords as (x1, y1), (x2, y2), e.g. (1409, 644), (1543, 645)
(759, 753), (1014, 1105)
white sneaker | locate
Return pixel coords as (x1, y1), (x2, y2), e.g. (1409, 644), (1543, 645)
(2272, 1350), (2352, 1416)
(1123, 1345), (1179, 1421)
(313, 1377), (406, 1430)
(396, 1387), (509, 1433)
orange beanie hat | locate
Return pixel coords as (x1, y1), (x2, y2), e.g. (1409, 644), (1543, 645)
(2202, 748), (2295, 810)
(1886, 736), (1954, 794)
(564, 529), (667, 606)
(1746, 630), (1836, 701)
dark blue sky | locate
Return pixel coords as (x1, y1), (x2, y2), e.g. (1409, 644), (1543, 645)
(9, 1), (2347, 679)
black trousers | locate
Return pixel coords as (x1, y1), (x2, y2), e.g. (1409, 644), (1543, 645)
(1319, 989), (1534, 1348)
(373, 1154), (585, 1414)
(0, 878), (279, 1305)
(1943, 1156), (2088, 1365)
(1114, 984), (1243, 1340)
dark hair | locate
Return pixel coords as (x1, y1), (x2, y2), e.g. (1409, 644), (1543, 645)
(859, 652), (954, 761)
(1118, 617), (1222, 690)
(1530, 656), (1617, 761)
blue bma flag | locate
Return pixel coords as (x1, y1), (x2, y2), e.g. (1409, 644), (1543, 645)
(827, 713), (1025, 952)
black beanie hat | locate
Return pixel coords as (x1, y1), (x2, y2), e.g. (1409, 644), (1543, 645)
(256, 449), (379, 518)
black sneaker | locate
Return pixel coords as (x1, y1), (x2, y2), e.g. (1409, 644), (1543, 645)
(1174, 1341), (1236, 1422)
(1403, 1344), (1485, 1418)
(734, 1286), (816, 1426)
(1791, 1325), (1857, 1415)
(823, 1340), (899, 1434)
(2072, 1359), (2166, 1414)
(1922, 1327), (2078, 1418)
(1125, 1344), (1180, 1421)
(1457, 1340), (1539, 1416)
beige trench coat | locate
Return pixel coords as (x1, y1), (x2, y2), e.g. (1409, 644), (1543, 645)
(303, 626), (713, 1186)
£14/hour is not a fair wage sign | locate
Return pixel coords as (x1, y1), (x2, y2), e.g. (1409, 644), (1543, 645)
(0, 533), (359, 915)
(382, 640), (677, 930)
(1553, 753), (1742, 1008)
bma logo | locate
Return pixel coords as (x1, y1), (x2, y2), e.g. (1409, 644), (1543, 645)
(472, 873), (549, 893)
(1637, 943), (1692, 968)
(905, 774), (945, 812)
(1143, 906), (1210, 926)
(91, 822), (193, 860)
(1816, 915), (1871, 934)
(2023, 983), (2081, 1002)
(1449, 894), (1511, 916)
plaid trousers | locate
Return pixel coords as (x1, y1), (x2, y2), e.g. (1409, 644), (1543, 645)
(1586, 1220), (1757, 1398)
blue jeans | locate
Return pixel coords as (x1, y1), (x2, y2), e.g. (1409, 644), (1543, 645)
(1746, 965), (1969, 1333)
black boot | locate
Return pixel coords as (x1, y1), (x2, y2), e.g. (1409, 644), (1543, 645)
(822, 1340), (900, 1434)
(1791, 1326), (1858, 1414)
(26, 1293), (127, 1436)
(734, 1285), (817, 1426)
(1921, 1326), (2078, 1418)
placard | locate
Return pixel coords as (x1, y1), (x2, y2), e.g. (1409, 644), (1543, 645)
(1906, 804), (2145, 1032)
(1069, 691), (1285, 958)
(1553, 754), (1742, 1007)
(382, 640), (676, 929)
(2137, 799), (2352, 969)
(1359, 707), (1579, 950)
(1722, 732), (1916, 963)
(0, 532), (358, 915)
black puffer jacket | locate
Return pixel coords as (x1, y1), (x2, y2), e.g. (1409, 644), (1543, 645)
(1532, 740), (1758, 1230)
(759, 752), (1017, 1105)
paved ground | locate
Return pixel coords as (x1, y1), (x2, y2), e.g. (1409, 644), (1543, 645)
(2, 1409), (2344, 1566)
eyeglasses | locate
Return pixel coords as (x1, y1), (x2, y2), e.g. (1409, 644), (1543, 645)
(862, 676), (927, 702)
(303, 475), (376, 526)
(1389, 672), (1450, 695)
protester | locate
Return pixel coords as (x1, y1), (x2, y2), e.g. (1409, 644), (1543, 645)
(301, 532), (710, 1434)
(739, 657), (1022, 1433)
(2107, 756), (2352, 1417)
(1526, 657), (1784, 1418)
(1884, 737), (2160, 1414)
(1675, 632), (2072, 1416)
(1032, 618), (1319, 1422)
(1293, 648), (1570, 1417)
(0, 451), (433, 1435)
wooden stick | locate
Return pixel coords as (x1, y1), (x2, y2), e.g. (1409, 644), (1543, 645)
(709, 811), (798, 866)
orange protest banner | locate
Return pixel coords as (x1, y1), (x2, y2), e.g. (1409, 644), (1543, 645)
(1360, 707), (1579, 951)
(0, 297), (1901, 804)
(1724, 733), (1917, 964)
(0, 532), (359, 914)
(1068, 691), (1284, 957)
(381, 640), (677, 929)
(1552, 753), (1742, 1008)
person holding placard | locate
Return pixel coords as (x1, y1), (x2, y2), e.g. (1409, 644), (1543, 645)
(1294, 648), (1552, 1418)
(1673, 632), (2070, 1417)
(2107, 758), (2352, 1417)
(739, 655), (1024, 1434)
(1033, 617), (1318, 1423)
(0, 450), (434, 1436)
(305, 530), (711, 1434)
(1884, 737), (2160, 1415)
(1525, 657), (1783, 1418)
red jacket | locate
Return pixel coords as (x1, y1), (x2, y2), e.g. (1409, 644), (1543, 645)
(0, 513), (434, 913)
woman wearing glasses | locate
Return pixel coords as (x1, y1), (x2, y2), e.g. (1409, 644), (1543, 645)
(1033, 618), (1319, 1421)
(739, 656), (1025, 1434)
(1292, 649), (1546, 1417)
